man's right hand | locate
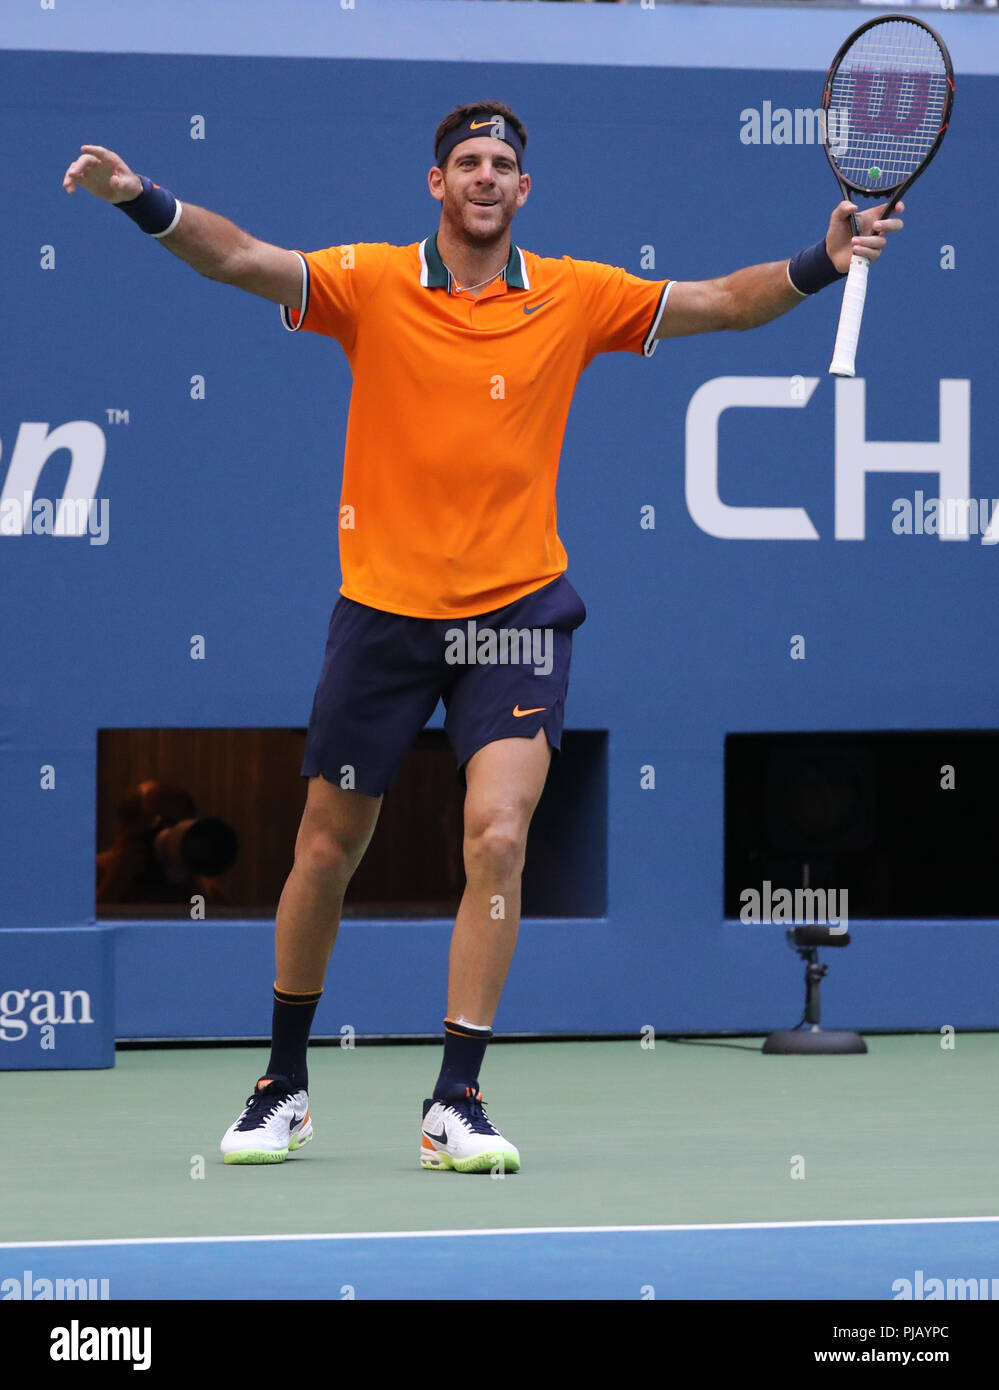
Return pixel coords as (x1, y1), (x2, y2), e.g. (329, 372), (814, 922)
(61, 143), (305, 309)
(63, 145), (142, 203)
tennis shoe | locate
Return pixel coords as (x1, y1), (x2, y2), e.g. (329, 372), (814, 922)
(419, 1084), (520, 1173)
(220, 1075), (313, 1164)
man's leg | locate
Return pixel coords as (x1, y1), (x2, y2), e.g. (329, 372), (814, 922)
(221, 775), (380, 1164)
(419, 730), (551, 1173)
(436, 575), (585, 1035)
(263, 774), (382, 1086)
(275, 773), (382, 993)
(447, 728), (551, 1025)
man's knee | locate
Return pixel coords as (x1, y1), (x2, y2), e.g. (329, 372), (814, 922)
(295, 825), (366, 885)
(294, 783), (379, 885)
(463, 812), (529, 883)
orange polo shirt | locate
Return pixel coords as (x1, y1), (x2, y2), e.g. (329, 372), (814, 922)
(281, 232), (670, 618)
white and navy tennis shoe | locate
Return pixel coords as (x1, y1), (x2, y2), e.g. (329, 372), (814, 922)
(420, 1085), (520, 1173)
(220, 1076), (313, 1165)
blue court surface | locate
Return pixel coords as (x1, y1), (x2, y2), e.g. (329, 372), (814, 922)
(3, 1218), (998, 1300)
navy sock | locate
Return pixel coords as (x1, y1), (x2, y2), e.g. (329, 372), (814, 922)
(266, 985), (322, 1091)
(433, 1018), (493, 1099)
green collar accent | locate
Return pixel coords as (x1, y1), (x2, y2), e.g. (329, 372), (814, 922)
(420, 231), (528, 291)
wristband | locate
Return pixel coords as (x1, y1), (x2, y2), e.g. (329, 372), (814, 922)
(117, 175), (183, 238)
(787, 239), (846, 296)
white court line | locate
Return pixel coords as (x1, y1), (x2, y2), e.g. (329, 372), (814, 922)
(3, 1215), (999, 1250)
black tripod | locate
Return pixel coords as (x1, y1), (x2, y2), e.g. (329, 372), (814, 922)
(762, 926), (867, 1055)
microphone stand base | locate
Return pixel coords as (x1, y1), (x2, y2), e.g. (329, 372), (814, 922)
(762, 1027), (867, 1055)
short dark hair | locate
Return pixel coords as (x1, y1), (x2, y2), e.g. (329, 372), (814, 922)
(433, 101), (528, 171)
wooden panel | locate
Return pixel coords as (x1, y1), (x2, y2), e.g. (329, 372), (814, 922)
(96, 729), (464, 916)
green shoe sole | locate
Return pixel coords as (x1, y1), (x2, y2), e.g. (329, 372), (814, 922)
(223, 1149), (289, 1165)
(422, 1149), (520, 1174)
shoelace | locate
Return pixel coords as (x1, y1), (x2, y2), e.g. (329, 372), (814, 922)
(444, 1090), (498, 1137)
(235, 1087), (294, 1131)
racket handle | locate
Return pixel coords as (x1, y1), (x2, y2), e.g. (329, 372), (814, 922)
(828, 253), (869, 378)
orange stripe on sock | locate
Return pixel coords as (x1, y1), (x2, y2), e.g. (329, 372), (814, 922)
(274, 984), (323, 1004)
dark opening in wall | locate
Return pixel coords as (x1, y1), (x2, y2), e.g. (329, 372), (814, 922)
(96, 728), (607, 920)
(725, 731), (999, 919)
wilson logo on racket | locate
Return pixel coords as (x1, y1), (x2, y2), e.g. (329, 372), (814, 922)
(849, 71), (934, 137)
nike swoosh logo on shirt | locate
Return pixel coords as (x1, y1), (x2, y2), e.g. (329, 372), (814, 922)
(524, 299), (554, 315)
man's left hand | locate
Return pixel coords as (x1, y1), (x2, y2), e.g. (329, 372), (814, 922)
(825, 198), (905, 273)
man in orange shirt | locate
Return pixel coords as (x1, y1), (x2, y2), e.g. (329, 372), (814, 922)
(64, 102), (901, 1172)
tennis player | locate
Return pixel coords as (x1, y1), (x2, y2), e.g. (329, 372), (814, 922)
(63, 102), (901, 1173)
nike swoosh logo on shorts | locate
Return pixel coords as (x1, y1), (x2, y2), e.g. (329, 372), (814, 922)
(513, 705), (547, 717)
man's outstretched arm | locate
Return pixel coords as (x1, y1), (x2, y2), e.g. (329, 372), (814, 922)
(656, 199), (904, 338)
(62, 144), (302, 307)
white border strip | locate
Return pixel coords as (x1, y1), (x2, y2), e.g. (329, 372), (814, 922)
(279, 251), (309, 332)
(151, 199), (183, 240)
(517, 246), (530, 291)
(4, 1215), (999, 1250)
(418, 236), (429, 287)
(643, 280), (672, 358)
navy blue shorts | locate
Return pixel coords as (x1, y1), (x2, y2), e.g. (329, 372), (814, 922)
(302, 574), (587, 796)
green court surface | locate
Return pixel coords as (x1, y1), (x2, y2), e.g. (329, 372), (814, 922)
(0, 1035), (995, 1244)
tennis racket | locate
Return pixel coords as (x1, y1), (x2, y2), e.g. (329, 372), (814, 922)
(822, 14), (954, 377)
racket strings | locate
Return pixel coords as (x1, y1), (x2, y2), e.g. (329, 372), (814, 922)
(827, 20), (949, 192)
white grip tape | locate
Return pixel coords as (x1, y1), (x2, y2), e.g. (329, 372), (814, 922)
(828, 254), (869, 378)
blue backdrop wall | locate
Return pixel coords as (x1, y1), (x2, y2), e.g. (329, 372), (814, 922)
(1, 2), (997, 1058)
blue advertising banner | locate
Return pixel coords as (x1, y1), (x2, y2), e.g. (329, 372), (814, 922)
(0, 928), (114, 1069)
(1, 3), (996, 1042)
